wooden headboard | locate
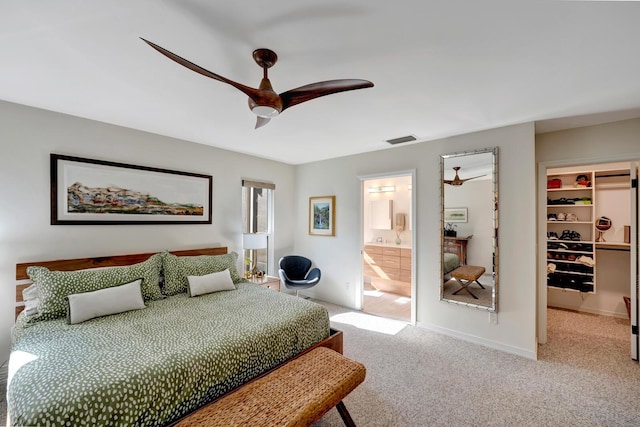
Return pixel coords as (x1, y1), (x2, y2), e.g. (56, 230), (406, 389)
(15, 247), (228, 319)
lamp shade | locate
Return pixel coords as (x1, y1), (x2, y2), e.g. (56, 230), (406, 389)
(243, 233), (268, 250)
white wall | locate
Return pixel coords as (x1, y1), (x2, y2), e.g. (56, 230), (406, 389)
(295, 123), (538, 358)
(4, 101), (637, 364)
(536, 118), (640, 325)
(444, 179), (493, 272)
(0, 101), (296, 363)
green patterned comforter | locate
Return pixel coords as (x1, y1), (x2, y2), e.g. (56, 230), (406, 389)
(444, 253), (460, 275)
(8, 283), (330, 426)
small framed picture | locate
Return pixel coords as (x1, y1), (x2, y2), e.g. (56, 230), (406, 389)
(309, 196), (336, 236)
(444, 207), (468, 223)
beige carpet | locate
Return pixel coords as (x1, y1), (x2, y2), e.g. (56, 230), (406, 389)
(442, 276), (493, 308)
(2, 306), (638, 426)
(313, 303), (639, 427)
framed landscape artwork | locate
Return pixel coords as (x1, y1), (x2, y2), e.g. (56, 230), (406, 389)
(309, 196), (336, 236)
(51, 154), (212, 225)
(444, 207), (468, 223)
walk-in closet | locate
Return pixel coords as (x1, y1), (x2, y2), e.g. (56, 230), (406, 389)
(546, 161), (637, 359)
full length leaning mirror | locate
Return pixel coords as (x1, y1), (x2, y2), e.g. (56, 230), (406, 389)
(440, 147), (498, 312)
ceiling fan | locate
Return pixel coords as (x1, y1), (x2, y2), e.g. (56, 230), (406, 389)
(444, 167), (487, 186)
(140, 38), (374, 129)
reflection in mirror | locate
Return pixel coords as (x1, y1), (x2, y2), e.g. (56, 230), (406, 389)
(440, 147), (498, 312)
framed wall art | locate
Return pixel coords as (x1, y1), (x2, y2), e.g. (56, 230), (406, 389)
(309, 196), (335, 236)
(51, 154), (212, 225)
(444, 207), (468, 223)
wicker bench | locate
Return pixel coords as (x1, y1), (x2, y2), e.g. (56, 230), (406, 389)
(451, 265), (486, 299)
(173, 347), (366, 427)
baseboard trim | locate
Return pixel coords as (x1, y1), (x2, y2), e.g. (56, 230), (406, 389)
(548, 304), (629, 319)
(417, 322), (537, 360)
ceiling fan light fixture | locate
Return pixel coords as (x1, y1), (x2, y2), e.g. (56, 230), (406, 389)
(251, 105), (280, 118)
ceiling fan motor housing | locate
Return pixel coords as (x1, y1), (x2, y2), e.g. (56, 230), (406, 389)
(248, 77), (282, 117)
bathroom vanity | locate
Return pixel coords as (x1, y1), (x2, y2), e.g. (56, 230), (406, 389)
(363, 242), (412, 297)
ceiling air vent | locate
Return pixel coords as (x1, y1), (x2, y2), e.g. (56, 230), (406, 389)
(385, 135), (417, 145)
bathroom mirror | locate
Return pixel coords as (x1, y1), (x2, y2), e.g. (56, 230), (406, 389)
(440, 147), (498, 312)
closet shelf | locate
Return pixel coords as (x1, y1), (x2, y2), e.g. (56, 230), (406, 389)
(547, 187), (592, 192)
(547, 284), (595, 293)
(547, 170), (597, 293)
(552, 269), (594, 276)
(547, 239), (595, 244)
(546, 221), (592, 224)
(547, 248), (593, 255)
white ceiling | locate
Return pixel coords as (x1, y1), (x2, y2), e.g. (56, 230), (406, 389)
(2, 1), (640, 165)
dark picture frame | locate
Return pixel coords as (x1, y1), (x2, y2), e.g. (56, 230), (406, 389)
(51, 154), (212, 225)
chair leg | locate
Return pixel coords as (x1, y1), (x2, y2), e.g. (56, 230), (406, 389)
(336, 401), (356, 427)
(452, 278), (478, 299)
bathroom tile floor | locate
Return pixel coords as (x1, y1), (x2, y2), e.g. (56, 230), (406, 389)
(363, 282), (411, 322)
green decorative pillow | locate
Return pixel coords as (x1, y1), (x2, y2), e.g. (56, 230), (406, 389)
(26, 253), (163, 322)
(162, 251), (242, 295)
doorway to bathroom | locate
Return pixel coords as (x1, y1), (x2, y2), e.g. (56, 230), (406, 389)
(360, 171), (415, 323)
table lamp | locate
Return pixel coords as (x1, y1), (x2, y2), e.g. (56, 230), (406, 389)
(243, 233), (268, 279)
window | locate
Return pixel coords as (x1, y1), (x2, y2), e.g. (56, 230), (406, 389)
(242, 180), (275, 277)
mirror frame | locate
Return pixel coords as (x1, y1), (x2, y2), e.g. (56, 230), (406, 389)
(440, 147), (499, 312)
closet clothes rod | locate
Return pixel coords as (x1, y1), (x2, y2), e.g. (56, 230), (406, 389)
(595, 173), (631, 178)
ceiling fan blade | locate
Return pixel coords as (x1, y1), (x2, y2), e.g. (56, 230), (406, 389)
(140, 37), (261, 101)
(460, 174), (487, 183)
(280, 79), (373, 111)
(255, 116), (271, 129)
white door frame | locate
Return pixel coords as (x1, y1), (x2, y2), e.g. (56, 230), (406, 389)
(538, 155), (640, 361)
(358, 169), (417, 324)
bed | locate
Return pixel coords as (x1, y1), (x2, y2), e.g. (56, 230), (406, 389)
(443, 252), (461, 276)
(8, 247), (341, 426)
(442, 248), (461, 289)
(443, 237), (464, 278)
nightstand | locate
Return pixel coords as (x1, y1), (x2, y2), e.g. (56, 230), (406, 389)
(251, 275), (280, 292)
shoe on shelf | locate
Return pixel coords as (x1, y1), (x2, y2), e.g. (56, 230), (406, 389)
(565, 213), (578, 221)
(559, 230), (572, 240)
(547, 231), (559, 240)
(556, 212), (566, 221)
(547, 213), (557, 221)
(576, 255), (595, 267)
(570, 231), (581, 241)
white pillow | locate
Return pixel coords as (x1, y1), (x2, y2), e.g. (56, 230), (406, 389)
(66, 279), (145, 324)
(187, 269), (236, 297)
